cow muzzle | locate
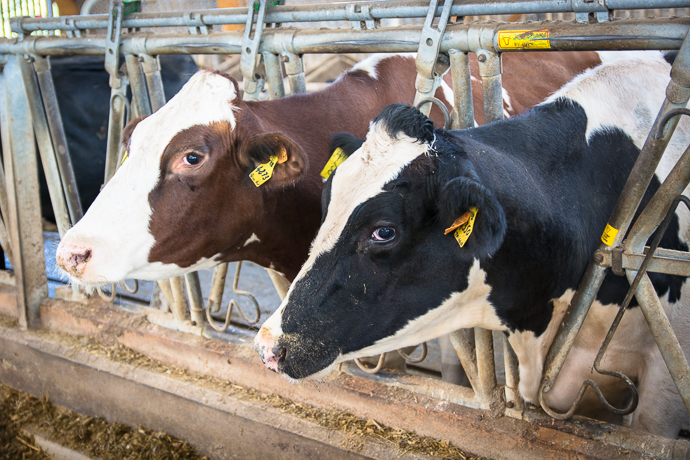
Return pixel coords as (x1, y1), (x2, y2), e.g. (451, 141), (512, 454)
(56, 242), (93, 279)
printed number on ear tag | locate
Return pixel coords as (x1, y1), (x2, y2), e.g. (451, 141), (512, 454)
(320, 147), (348, 180)
(451, 207), (478, 248)
(249, 147), (289, 187)
(120, 150), (129, 166)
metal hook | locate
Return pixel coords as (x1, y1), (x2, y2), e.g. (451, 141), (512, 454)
(206, 261), (262, 332)
(355, 353), (387, 374)
(119, 279), (138, 294)
(397, 343), (428, 364)
(655, 108), (690, 139)
(415, 97), (451, 129)
(97, 283), (116, 302)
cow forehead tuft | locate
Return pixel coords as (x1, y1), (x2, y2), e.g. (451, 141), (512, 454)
(308, 121), (429, 259)
(130, 70), (238, 158)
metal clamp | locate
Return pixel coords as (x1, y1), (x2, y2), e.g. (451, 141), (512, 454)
(346, 4), (378, 31)
(184, 12), (209, 35)
(240, 0), (268, 100)
(414, 0), (454, 115)
(572, 0), (611, 23)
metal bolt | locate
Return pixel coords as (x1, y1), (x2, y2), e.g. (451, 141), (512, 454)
(594, 253), (604, 264)
(477, 54), (487, 63)
(191, 321), (197, 326)
(506, 401), (515, 409)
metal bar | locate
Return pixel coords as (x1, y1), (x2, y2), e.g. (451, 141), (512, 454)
(169, 276), (189, 323)
(475, 327), (496, 407)
(125, 54), (151, 118)
(266, 268), (289, 300)
(156, 279), (173, 311)
(184, 272), (205, 326)
(207, 262), (228, 313)
(630, 272), (690, 413)
(263, 52), (284, 100)
(2, 56), (48, 329)
(595, 246), (690, 277)
(476, 49), (503, 124)
(33, 55), (83, 224)
(0, 73), (14, 265)
(503, 334), (523, 417)
(448, 49), (474, 130)
(10, 0), (690, 33)
(540, 29), (690, 404)
(282, 52), (305, 95)
(0, 19), (687, 57)
(449, 329), (479, 394)
(140, 55), (165, 112)
(240, 0), (267, 100)
(16, 55), (71, 237)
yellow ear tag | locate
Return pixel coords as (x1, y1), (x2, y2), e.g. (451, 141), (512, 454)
(444, 210), (472, 235)
(320, 147), (348, 180)
(120, 150), (129, 166)
(249, 155), (279, 187)
(451, 207), (478, 248)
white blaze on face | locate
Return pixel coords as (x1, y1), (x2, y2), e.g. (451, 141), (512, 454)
(257, 121), (430, 348)
(57, 71), (238, 286)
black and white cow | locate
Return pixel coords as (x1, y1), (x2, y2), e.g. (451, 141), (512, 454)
(255, 53), (690, 436)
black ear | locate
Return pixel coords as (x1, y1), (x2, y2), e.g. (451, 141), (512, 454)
(438, 176), (506, 257)
(243, 133), (308, 188)
(330, 132), (364, 158)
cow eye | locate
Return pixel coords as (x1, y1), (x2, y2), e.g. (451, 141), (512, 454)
(372, 227), (396, 242)
(183, 152), (202, 166)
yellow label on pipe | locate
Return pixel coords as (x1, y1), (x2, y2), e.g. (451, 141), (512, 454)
(601, 223), (619, 246)
(497, 30), (550, 50)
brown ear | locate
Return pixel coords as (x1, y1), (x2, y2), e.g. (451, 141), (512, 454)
(243, 133), (308, 188)
(121, 115), (148, 146)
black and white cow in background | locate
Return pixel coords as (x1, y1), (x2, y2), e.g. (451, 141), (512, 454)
(255, 53), (690, 437)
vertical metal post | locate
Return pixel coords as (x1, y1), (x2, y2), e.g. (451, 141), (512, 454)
(448, 49), (474, 129)
(33, 56), (83, 224)
(475, 327), (496, 407)
(263, 52), (285, 100)
(184, 272), (205, 325)
(0, 73), (14, 265)
(140, 54), (166, 112)
(282, 53), (305, 95)
(267, 268), (290, 299)
(169, 276), (189, 323)
(208, 262), (229, 313)
(240, 0), (267, 100)
(2, 56), (48, 329)
(503, 335), (523, 417)
(449, 329), (479, 392)
(125, 54), (151, 118)
(476, 49), (503, 124)
(17, 56), (71, 237)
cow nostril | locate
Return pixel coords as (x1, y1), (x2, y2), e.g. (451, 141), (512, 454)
(70, 249), (92, 267)
(271, 346), (287, 363)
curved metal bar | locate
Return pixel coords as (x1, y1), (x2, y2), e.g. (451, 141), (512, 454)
(397, 342), (428, 364)
(654, 107), (690, 138)
(119, 279), (138, 294)
(206, 297), (233, 332)
(354, 354), (387, 374)
(97, 283), (116, 302)
(229, 261), (261, 325)
(415, 97), (451, 129)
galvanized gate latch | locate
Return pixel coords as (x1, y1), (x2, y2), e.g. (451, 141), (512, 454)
(572, 0), (612, 23)
(414, 0), (454, 115)
(241, 0), (268, 100)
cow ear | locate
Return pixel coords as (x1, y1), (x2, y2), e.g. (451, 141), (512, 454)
(243, 133), (308, 188)
(330, 132), (364, 157)
(438, 176), (507, 257)
(121, 115), (148, 146)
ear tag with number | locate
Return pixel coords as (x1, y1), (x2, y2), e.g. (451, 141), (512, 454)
(320, 147), (348, 180)
(249, 147), (288, 187)
(120, 150), (129, 166)
(449, 207), (478, 247)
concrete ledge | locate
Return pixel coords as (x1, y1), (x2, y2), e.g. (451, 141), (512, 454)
(1, 286), (689, 459)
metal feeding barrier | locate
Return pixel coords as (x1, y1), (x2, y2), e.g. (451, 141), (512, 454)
(0, 0), (689, 453)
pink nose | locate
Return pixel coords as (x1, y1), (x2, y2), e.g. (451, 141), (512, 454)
(56, 243), (93, 277)
(255, 328), (285, 372)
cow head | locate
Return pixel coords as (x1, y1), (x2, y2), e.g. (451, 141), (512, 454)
(256, 104), (507, 379)
(56, 70), (307, 287)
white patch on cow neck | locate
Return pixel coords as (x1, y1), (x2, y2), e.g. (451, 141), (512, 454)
(502, 88), (513, 117)
(544, 54), (671, 146)
(57, 71), (238, 284)
(337, 260), (504, 362)
(243, 233), (260, 246)
(349, 53), (415, 80)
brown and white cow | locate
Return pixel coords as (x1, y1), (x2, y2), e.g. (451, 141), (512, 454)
(55, 52), (601, 288)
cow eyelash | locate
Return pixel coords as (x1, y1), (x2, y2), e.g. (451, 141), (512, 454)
(182, 151), (206, 167)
